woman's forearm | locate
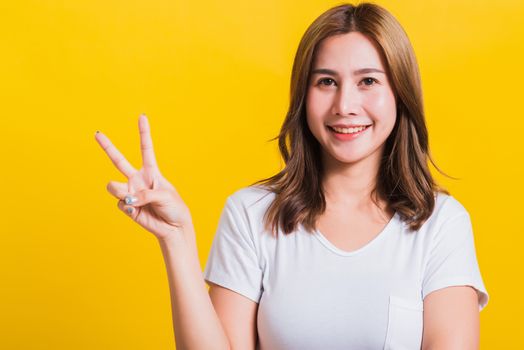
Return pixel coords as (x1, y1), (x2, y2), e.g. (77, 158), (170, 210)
(158, 227), (230, 350)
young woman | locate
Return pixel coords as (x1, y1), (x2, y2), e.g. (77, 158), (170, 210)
(95, 2), (489, 349)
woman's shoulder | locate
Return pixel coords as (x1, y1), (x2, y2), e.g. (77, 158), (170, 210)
(433, 191), (470, 219)
(226, 184), (276, 213)
(421, 191), (472, 233)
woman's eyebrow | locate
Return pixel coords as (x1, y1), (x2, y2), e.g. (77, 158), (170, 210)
(311, 67), (385, 75)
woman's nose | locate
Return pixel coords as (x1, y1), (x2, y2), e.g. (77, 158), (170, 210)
(331, 85), (362, 116)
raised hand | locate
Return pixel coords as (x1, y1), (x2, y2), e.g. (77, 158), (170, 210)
(95, 114), (193, 241)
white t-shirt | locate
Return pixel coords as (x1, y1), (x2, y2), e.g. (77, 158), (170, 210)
(203, 185), (489, 350)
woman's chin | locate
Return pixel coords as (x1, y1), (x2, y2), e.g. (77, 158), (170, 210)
(326, 153), (368, 166)
(322, 146), (383, 166)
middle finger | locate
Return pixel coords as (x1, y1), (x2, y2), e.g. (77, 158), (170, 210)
(95, 131), (137, 179)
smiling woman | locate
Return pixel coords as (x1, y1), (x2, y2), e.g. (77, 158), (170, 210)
(95, 2), (489, 350)
(252, 3), (441, 235)
(204, 2), (489, 349)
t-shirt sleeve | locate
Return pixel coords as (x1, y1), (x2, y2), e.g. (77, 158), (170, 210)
(203, 195), (264, 303)
(422, 211), (489, 311)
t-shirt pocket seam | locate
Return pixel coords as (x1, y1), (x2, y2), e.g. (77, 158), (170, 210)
(384, 295), (424, 350)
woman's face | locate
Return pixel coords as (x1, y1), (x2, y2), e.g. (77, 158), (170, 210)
(306, 31), (397, 167)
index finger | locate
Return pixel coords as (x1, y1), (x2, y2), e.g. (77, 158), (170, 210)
(139, 114), (158, 169)
(95, 131), (137, 178)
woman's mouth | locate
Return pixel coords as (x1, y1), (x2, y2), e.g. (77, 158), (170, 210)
(327, 124), (371, 141)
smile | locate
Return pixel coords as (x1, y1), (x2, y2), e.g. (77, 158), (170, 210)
(327, 124), (371, 140)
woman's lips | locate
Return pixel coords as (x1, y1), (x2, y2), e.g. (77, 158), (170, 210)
(327, 125), (371, 141)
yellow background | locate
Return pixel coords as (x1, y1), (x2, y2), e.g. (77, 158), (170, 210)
(1, 0), (521, 348)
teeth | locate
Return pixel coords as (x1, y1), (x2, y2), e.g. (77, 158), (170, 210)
(331, 126), (368, 134)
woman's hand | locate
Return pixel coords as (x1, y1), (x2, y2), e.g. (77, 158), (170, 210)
(95, 114), (193, 242)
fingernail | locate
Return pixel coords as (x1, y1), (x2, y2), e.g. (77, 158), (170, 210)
(126, 207), (134, 214)
(124, 195), (138, 205)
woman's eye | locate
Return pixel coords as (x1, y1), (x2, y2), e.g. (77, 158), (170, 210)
(360, 77), (378, 86)
(315, 77), (378, 87)
(317, 78), (336, 86)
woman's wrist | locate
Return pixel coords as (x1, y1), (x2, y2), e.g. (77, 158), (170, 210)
(157, 223), (197, 253)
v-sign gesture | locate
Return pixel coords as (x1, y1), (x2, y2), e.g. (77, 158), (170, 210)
(95, 114), (193, 241)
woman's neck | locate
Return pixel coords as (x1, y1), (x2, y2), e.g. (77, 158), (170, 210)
(321, 148), (386, 213)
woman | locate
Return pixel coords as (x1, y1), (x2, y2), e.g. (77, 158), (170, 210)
(95, 2), (489, 349)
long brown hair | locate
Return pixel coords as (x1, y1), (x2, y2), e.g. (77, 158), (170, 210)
(250, 2), (452, 235)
